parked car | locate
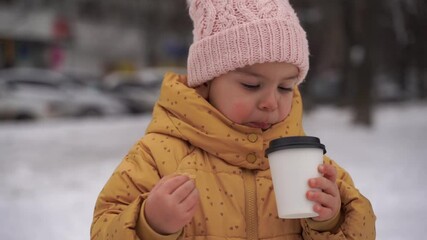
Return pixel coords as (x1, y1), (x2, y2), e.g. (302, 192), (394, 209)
(0, 78), (71, 120)
(101, 67), (186, 114)
(0, 68), (128, 120)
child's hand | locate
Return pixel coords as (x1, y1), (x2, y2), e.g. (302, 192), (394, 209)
(144, 174), (199, 234)
(306, 164), (341, 222)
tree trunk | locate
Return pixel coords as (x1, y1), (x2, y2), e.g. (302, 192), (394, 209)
(343, 0), (376, 126)
(415, 0), (427, 99)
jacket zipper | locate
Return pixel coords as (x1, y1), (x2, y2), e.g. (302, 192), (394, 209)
(243, 169), (258, 240)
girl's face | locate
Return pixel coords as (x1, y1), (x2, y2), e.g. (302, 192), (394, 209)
(206, 62), (299, 130)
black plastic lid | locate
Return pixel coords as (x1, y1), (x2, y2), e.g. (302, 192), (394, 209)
(265, 136), (326, 156)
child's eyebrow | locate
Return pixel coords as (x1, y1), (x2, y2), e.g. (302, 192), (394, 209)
(235, 68), (298, 81)
(235, 68), (263, 78)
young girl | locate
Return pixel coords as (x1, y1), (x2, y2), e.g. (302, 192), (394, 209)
(91, 1), (376, 239)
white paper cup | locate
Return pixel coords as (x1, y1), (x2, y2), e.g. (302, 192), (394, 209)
(265, 136), (326, 219)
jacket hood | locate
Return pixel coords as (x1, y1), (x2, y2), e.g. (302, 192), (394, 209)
(146, 72), (305, 170)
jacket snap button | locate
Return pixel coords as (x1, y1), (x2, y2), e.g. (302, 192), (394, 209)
(246, 153), (257, 163)
(247, 134), (258, 143)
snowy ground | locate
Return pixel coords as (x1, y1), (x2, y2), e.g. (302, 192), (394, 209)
(0, 102), (426, 240)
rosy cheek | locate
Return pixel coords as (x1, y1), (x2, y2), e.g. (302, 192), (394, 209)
(277, 99), (293, 121)
(229, 101), (251, 123)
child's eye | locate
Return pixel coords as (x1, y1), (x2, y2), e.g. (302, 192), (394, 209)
(241, 83), (260, 89)
(278, 86), (293, 92)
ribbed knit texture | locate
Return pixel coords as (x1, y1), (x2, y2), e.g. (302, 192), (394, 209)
(186, 0), (309, 87)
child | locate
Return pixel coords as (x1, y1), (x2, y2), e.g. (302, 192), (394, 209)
(91, 0), (376, 239)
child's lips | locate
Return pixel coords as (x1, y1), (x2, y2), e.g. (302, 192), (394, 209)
(246, 122), (272, 130)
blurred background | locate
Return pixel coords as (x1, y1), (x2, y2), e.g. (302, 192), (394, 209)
(0, 0), (426, 239)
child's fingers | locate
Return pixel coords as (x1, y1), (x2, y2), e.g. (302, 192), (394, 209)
(309, 177), (338, 197)
(172, 179), (197, 203)
(307, 164), (341, 222)
(187, 202), (199, 215)
(312, 203), (334, 221)
(158, 175), (190, 194)
(181, 187), (199, 212)
(319, 164), (337, 182)
(152, 172), (195, 193)
(151, 173), (180, 192)
(307, 190), (336, 209)
(183, 198), (199, 221)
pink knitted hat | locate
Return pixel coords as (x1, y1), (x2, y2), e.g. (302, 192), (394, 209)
(186, 0), (309, 87)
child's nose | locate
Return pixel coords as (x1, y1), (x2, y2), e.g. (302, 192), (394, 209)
(258, 91), (279, 111)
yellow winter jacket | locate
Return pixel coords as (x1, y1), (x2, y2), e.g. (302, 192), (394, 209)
(91, 73), (376, 240)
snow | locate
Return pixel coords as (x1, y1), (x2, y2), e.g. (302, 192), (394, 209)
(1, 102), (427, 240)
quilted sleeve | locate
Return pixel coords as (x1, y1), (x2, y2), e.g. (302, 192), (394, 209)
(90, 137), (182, 240)
(301, 156), (376, 240)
